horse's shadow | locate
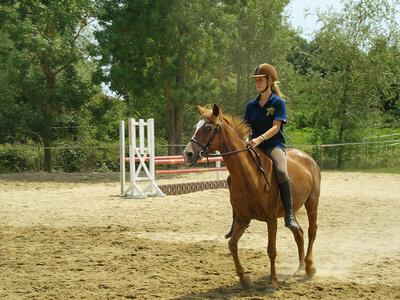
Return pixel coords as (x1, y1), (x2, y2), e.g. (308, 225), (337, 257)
(172, 274), (312, 300)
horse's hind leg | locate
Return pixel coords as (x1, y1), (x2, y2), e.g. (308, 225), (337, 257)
(291, 219), (306, 276)
(228, 216), (252, 289)
(304, 198), (318, 277)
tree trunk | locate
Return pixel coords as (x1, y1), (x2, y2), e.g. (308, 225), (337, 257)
(166, 98), (175, 155)
(174, 53), (185, 155)
(337, 121), (344, 169)
(41, 60), (55, 172)
(337, 65), (351, 169)
(174, 101), (184, 155)
(43, 135), (52, 172)
(162, 55), (175, 156)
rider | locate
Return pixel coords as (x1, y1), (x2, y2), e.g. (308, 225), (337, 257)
(225, 63), (300, 238)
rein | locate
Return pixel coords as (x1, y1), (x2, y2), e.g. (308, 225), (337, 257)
(190, 124), (272, 190)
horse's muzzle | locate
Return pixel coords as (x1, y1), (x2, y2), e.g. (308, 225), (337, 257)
(182, 150), (197, 166)
(182, 144), (200, 166)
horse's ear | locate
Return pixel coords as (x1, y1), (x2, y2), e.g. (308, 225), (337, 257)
(197, 105), (205, 116)
(212, 103), (220, 117)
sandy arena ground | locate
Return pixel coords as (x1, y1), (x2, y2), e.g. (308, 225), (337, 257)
(0, 171), (400, 299)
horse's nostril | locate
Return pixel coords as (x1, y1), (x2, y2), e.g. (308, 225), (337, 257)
(183, 151), (193, 162)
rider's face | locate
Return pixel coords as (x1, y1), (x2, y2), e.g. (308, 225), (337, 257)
(255, 77), (267, 93)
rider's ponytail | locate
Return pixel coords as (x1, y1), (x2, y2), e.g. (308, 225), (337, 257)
(271, 80), (285, 102)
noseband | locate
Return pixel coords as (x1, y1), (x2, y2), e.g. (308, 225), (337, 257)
(189, 123), (271, 189)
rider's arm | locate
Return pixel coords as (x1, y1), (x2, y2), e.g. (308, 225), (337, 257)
(248, 120), (282, 147)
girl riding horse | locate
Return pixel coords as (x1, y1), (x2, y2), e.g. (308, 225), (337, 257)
(225, 63), (299, 239)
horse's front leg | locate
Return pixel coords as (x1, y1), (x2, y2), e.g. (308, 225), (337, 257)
(265, 217), (278, 292)
(228, 215), (252, 290)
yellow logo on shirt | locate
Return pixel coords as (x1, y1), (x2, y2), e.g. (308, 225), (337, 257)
(266, 107), (275, 116)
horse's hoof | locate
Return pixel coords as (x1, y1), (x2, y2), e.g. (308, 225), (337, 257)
(240, 274), (253, 290)
(264, 282), (278, 292)
(294, 267), (306, 278)
(306, 265), (316, 278)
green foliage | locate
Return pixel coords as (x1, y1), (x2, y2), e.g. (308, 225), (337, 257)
(0, 0), (399, 173)
(289, 0), (400, 168)
(0, 0), (102, 171)
(53, 144), (89, 173)
(368, 37), (400, 127)
(94, 0), (227, 153)
(215, 0), (296, 115)
(83, 94), (127, 142)
(343, 166), (400, 174)
(52, 144), (120, 173)
(0, 144), (37, 173)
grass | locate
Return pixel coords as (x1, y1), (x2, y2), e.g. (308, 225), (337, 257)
(345, 167), (400, 174)
(323, 166), (400, 174)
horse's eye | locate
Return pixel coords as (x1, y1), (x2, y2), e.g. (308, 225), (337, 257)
(206, 126), (212, 131)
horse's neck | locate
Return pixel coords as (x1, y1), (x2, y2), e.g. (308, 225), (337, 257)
(220, 125), (273, 191)
(219, 125), (255, 173)
(219, 124), (246, 153)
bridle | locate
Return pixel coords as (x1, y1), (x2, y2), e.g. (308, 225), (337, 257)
(190, 124), (222, 159)
(189, 123), (272, 190)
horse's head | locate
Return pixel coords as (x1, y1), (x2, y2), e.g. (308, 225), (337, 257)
(183, 104), (222, 166)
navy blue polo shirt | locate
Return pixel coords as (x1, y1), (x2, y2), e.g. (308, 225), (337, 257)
(243, 93), (287, 150)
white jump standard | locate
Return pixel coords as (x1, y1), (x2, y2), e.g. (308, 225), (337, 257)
(120, 118), (228, 197)
(120, 118), (165, 198)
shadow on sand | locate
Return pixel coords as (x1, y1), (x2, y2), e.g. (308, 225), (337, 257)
(173, 274), (313, 300)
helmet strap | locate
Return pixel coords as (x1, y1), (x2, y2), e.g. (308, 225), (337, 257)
(261, 75), (270, 93)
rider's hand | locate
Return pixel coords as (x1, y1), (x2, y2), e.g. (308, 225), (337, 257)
(247, 136), (264, 148)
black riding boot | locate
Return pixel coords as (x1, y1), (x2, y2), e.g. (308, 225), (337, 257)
(225, 210), (236, 239)
(279, 180), (300, 230)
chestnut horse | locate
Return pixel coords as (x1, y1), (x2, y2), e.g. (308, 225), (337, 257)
(183, 104), (321, 291)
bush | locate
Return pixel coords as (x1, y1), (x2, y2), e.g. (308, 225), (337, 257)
(0, 144), (37, 173)
(52, 142), (120, 172)
(52, 144), (89, 172)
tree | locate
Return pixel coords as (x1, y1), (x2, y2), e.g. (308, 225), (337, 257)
(215, 0), (297, 116)
(0, 0), (100, 171)
(302, 0), (400, 168)
(0, 29), (43, 143)
(368, 37), (400, 127)
(83, 93), (128, 142)
(95, 0), (231, 155)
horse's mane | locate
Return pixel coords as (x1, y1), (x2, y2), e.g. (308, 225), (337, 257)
(200, 106), (251, 141)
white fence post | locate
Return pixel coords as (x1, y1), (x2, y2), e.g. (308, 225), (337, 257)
(120, 121), (126, 196)
(142, 118), (165, 196)
(120, 118), (165, 198)
(215, 150), (221, 180)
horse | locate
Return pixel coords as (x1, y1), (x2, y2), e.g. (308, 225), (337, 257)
(182, 104), (321, 291)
